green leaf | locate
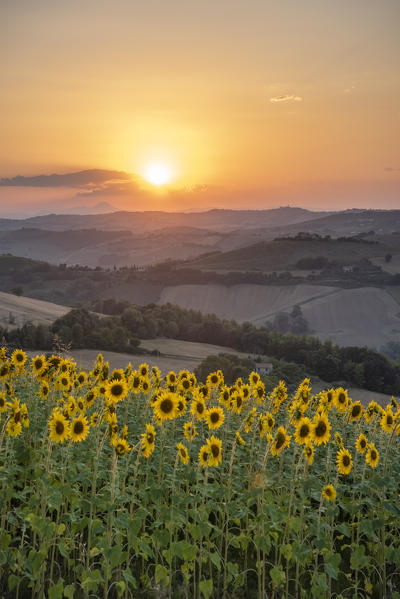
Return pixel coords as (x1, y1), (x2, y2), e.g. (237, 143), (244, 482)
(49, 582), (64, 599)
(116, 581), (126, 597)
(63, 584), (75, 599)
(155, 564), (169, 588)
(8, 575), (19, 592)
(350, 545), (369, 570)
(209, 552), (221, 571)
(199, 579), (213, 599)
(269, 565), (286, 587)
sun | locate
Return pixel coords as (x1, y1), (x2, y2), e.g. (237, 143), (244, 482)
(143, 162), (172, 186)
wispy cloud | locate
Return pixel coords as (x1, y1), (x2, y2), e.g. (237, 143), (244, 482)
(344, 85), (356, 94)
(270, 94), (303, 103)
(0, 169), (132, 187)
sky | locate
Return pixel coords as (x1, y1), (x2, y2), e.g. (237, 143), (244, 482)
(0, 0), (399, 215)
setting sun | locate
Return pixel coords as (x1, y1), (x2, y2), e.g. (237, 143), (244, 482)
(143, 163), (172, 186)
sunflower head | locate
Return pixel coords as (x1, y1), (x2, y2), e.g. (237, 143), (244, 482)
(199, 445), (209, 468)
(355, 433), (368, 454)
(295, 417), (312, 445)
(270, 426), (291, 456)
(205, 406), (225, 430)
(206, 435), (222, 467)
(177, 442), (189, 465)
(348, 401), (363, 422)
(366, 443), (379, 468)
(336, 447), (353, 475)
(322, 484), (336, 502)
(312, 413), (331, 446)
(154, 391), (179, 421)
(49, 411), (69, 443)
(70, 415), (89, 442)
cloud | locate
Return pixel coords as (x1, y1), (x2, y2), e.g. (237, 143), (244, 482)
(384, 167), (400, 172)
(270, 94), (303, 103)
(344, 85), (356, 94)
(0, 168), (132, 187)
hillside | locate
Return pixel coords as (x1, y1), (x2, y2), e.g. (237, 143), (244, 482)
(0, 291), (70, 329)
(158, 283), (400, 349)
(186, 235), (398, 272)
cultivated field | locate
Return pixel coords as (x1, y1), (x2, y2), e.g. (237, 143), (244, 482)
(0, 291), (70, 329)
(158, 283), (400, 349)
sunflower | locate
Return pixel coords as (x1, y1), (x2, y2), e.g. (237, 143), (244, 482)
(183, 421), (197, 441)
(381, 410), (395, 434)
(304, 442), (314, 465)
(271, 380), (288, 413)
(84, 389), (97, 409)
(0, 362), (10, 379)
(218, 387), (231, 409)
(166, 371), (177, 387)
(235, 431), (246, 446)
(179, 377), (192, 394)
(11, 349), (27, 368)
(141, 424), (156, 451)
(31, 355), (46, 375)
(253, 382), (265, 404)
(335, 388), (349, 413)
(355, 433), (368, 454)
(130, 372), (141, 394)
(153, 391), (179, 421)
(205, 406), (225, 430)
(177, 442), (189, 465)
(322, 484), (336, 502)
(56, 374), (71, 392)
(325, 389), (335, 408)
(199, 445), (209, 468)
(137, 363), (148, 378)
(176, 396), (187, 417)
(38, 380), (50, 400)
(106, 378), (128, 403)
(206, 436), (222, 467)
(207, 371), (222, 388)
(336, 447), (352, 475)
(249, 371), (260, 386)
(231, 392), (244, 414)
(70, 415), (89, 442)
(76, 371), (88, 386)
(244, 407), (257, 432)
(198, 385), (210, 402)
(49, 411), (69, 443)
(335, 432), (343, 447)
(348, 401), (363, 422)
(0, 392), (7, 412)
(113, 437), (131, 456)
(191, 397), (206, 421)
(90, 412), (100, 427)
(65, 397), (76, 417)
(7, 419), (22, 437)
(295, 417), (313, 445)
(366, 443), (379, 468)
(312, 413), (331, 446)
(270, 426), (291, 456)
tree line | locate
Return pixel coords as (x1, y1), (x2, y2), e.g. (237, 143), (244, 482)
(1, 301), (399, 394)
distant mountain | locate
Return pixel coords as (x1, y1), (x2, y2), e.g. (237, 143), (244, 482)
(0, 207), (330, 233)
(36, 202), (117, 216)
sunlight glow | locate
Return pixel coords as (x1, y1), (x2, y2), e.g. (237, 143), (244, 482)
(143, 162), (173, 186)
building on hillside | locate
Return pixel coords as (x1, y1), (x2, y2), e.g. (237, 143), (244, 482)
(254, 362), (274, 375)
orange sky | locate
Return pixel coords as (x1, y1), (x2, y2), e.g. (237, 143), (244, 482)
(1, 0), (400, 214)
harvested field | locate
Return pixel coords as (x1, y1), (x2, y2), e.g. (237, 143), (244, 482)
(158, 283), (400, 349)
(0, 291), (70, 328)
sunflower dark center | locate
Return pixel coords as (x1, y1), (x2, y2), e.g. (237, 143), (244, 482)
(325, 488), (332, 496)
(35, 359), (43, 369)
(387, 415), (393, 425)
(147, 433), (154, 444)
(211, 375), (218, 384)
(343, 455), (350, 467)
(275, 432), (285, 450)
(236, 397), (243, 407)
(74, 421), (84, 435)
(210, 412), (220, 423)
(211, 444), (220, 457)
(182, 380), (190, 389)
(0, 397), (4, 407)
(315, 421), (327, 437)
(360, 439), (366, 448)
(371, 450), (377, 460)
(300, 424), (310, 438)
(196, 402), (204, 414)
(160, 398), (173, 413)
(55, 421), (64, 435)
(352, 405), (361, 417)
(177, 401), (184, 411)
(338, 393), (346, 403)
(14, 411), (21, 423)
(16, 354), (24, 362)
(111, 384), (123, 396)
(180, 448), (186, 457)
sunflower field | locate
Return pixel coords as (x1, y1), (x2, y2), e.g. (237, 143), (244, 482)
(1, 349), (400, 598)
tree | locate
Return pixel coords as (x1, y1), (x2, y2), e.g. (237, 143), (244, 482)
(11, 287), (23, 296)
(385, 253), (392, 263)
